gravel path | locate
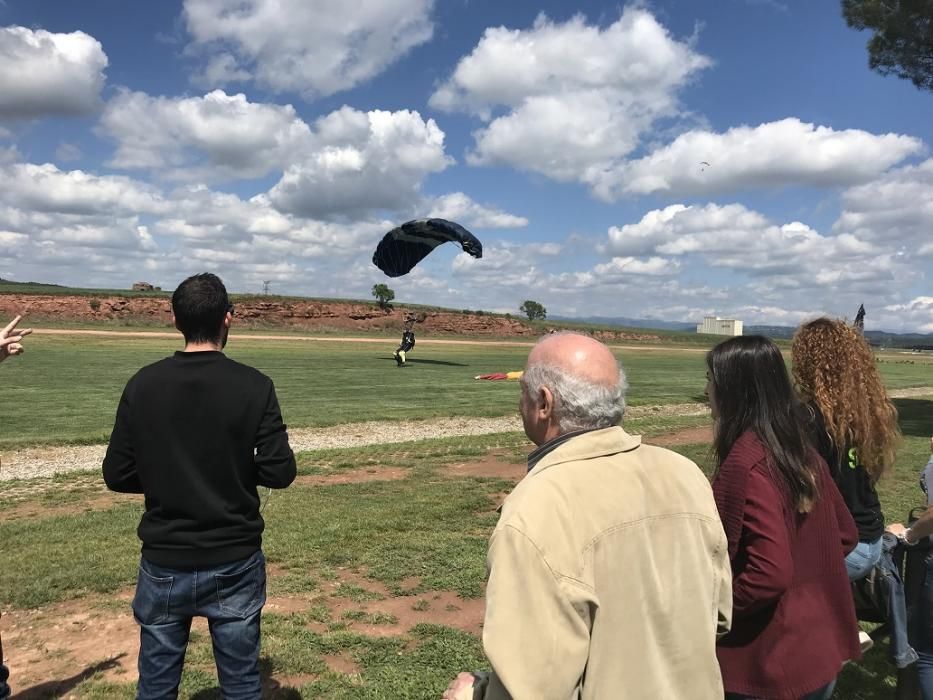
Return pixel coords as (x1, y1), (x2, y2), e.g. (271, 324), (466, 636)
(2, 388), (929, 482)
(0, 403), (710, 482)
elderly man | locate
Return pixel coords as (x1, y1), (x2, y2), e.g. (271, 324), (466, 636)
(444, 332), (732, 700)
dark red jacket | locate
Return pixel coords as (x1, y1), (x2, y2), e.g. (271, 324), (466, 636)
(713, 431), (860, 699)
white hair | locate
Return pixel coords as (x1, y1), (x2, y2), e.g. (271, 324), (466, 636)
(522, 344), (628, 432)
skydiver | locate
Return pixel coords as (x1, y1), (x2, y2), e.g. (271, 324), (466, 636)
(394, 317), (416, 366)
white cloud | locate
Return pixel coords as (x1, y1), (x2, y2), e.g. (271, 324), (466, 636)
(592, 256), (680, 277)
(425, 192), (527, 229)
(592, 118), (924, 199)
(183, 0), (434, 98)
(431, 9), (710, 183)
(0, 27), (107, 120)
(0, 163), (165, 216)
(193, 52), (251, 88)
(100, 89), (313, 181)
(605, 202), (910, 305)
(269, 107), (451, 219)
(882, 297), (933, 333)
(833, 158), (933, 251)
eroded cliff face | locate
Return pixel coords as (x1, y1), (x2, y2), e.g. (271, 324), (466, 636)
(0, 294), (661, 341)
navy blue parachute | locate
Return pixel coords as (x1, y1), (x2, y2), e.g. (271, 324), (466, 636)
(372, 218), (483, 277)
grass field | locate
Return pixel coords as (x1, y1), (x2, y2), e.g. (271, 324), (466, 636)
(0, 333), (931, 698)
(2, 332), (930, 449)
(0, 333), (717, 448)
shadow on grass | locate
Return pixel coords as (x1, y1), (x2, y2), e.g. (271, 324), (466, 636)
(377, 357), (468, 366)
(894, 399), (933, 438)
(13, 654), (126, 699)
(188, 658), (302, 699)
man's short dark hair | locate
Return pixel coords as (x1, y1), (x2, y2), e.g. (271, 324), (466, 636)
(172, 273), (230, 344)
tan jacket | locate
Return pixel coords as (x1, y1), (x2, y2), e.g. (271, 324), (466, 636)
(475, 426), (732, 700)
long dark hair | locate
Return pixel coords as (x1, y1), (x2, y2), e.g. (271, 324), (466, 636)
(707, 335), (818, 512)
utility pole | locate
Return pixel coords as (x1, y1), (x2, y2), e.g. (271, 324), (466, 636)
(262, 280), (271, 296)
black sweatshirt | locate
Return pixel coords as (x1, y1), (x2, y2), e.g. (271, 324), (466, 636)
(103, 351), (296, 568)
(808, 405), (884, 543)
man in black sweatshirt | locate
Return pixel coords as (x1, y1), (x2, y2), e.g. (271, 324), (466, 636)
(103, 273), (296, 699)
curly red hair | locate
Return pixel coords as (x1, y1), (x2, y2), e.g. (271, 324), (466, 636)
(792, 317), (900, 481)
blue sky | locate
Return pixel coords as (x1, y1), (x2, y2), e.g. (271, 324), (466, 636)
(0, 0), (930, 331)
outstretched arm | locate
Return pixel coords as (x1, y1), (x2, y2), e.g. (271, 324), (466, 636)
(0, 315), (32, 362)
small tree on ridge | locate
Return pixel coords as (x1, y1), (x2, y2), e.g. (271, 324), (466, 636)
(372, 283), (395, 310)
(520, 299), (547, 321)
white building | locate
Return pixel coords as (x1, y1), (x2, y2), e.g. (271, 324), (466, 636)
(697, 316), (743, 336)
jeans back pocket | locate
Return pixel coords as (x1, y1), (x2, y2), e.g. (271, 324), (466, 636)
(132, 567), (174, 625)
(215, 556), (266, 619)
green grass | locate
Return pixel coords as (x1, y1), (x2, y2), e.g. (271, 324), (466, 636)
(1, 332), (930, 698)
(4, 333), (928, 448)
(0, 335), (705, 447)
(7, 426), (932, 697)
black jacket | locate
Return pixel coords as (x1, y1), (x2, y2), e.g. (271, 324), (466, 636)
(399, 331), (415, 351)
(808, 405), (884, 543)
(103, 350), (296, 568)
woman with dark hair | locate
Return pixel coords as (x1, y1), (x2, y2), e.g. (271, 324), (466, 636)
(708, 335), (860, 700)
(792, 318), (900, 582)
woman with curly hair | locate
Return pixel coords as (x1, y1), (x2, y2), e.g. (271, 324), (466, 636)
(792, 317), (900, 584)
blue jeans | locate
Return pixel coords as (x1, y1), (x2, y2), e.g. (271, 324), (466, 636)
(133, 550), (266, 700)
(846, 537), (883, 580)
(725, 680), (835, 699)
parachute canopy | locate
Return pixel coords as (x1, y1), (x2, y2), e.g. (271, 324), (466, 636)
(372, 218), (482, 277)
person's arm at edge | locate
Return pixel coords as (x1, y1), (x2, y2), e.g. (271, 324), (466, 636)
(102, 383), (143, 493)
(254, 381), (296, 489)
(889, 441), (933, 543)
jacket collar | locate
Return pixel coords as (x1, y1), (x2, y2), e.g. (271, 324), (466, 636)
(527, 429), (594, 472)
(526, 426), (642, 479)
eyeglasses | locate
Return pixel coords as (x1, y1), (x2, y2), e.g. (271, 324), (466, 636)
(227, 304), (235, 316)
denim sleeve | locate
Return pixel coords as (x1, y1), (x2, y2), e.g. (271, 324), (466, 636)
(922, 458), (933, 506)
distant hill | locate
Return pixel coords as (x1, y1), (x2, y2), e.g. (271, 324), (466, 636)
(556, 315), (933, 349)
(0, 277), (64, 289)
(552, 315), (695, 332)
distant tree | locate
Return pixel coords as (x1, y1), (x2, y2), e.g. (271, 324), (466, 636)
(842, 0), (933, 91)
(371, 283), (395, 310)
(520, 300), (547, 321)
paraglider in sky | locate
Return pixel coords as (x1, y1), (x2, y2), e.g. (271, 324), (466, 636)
(372, 218), (483, 277)
(699, 161), (710, 172)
